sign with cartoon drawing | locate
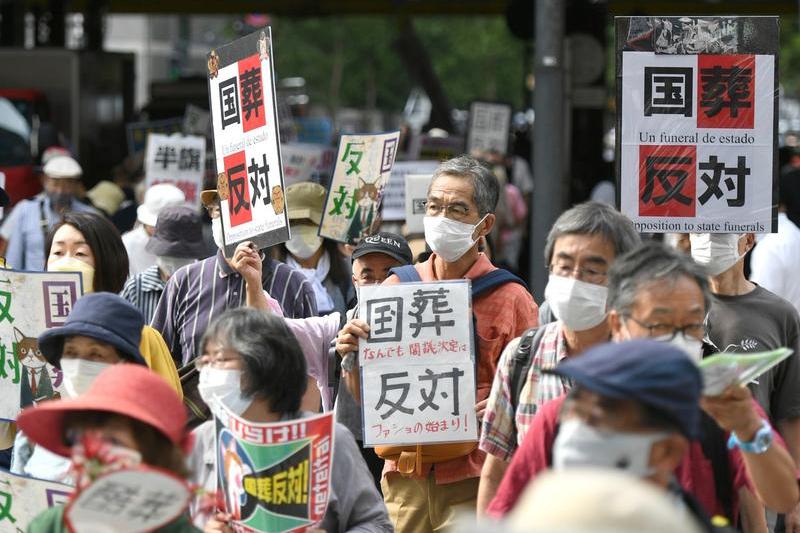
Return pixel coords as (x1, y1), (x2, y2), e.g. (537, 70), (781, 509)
(319, 132), (401, 244)
(215, 409), (335, 532)
(0, 469), (72, 530)
(0, 270), (83, 421)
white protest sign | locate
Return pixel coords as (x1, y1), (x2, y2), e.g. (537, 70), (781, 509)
(280, 143), (337, 187)
(0, 470), (72, 530)
(319, 132), (401, 244)
(0, 270), (83, 421)
(358, 281), (477, 446)
(466, 101), (512, 156)
(65, 468), (191, 533)
(617, 16), (778, 233)
(207, 27), (290, 256)
(404, 174), (433, 234)
(381, 161), (439, 222)
(145, 133), (206, 209)
(0, 171), (5, 219)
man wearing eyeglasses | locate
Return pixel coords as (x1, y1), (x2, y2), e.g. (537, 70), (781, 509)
(477, 202), (641, 513)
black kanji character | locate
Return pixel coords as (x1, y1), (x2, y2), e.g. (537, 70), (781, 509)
(227, 163), (250, 217)
(154, 146), (177, 170)
(366, 297), (403, 342)
(644, 67), (694, 117)
(700, 65), (752, 118)
(219, 77), (240, 129)
(375, 372), (413, 419)
(127, 491), (175, 522)
(641, 155), (693, 206)
(80, 481), (140, 515)
(240, 67), (263, 121)
(407, 288), (455, 338)
(698, 155), (750, 207)
(179, 148), (201, 171)
(248, 154), (271, 207)
(418, 367), (465, 416)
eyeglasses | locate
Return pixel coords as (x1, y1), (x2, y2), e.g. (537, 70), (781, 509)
(624, 315), (705, 341)
(424, 202), (472, 219)
(547, 263), (608, 284)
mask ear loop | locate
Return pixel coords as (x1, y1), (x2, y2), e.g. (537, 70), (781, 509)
(470, 214), (489, 241)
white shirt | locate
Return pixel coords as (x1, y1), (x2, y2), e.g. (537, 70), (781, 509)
(750, 212), (800, 313)
(121, 224), (156, 276)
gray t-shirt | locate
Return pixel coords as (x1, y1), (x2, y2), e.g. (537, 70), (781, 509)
(706, 285), (800, 422)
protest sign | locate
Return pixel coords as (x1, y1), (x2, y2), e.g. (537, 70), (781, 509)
(207, 27), (290, 257)
(281, 143), (337, 188)
(418, 134), (465, 161)
(144, 133), (206, 209)
(216, 409), (335, 533)
(358, 281), (477, 447)
(183, 104), (211, 136)
(466, 101), (512, 156)
(700, 347), (793, 396)
(319, 132), (401, 244)
(0, 270), (83, 421)
(126, 117), (183, 155)
(617, 16), (779, 234)
(0, 171), (5, 219)
(380, 161), (439, 222)
(64, 468), (191, 533)
(0, 469), (72, 531)
(404, 174), (433, 235)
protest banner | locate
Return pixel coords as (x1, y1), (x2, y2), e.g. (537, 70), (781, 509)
(319, 132), (401, 244)
(417, 134), (465, 161)
(64, 468), (191, 533)
(126, 117), (183, 155)
(183, 104), (211, 137)
(380, 161), (439, 222)
(701, 347), (793, 396)
(616, 16), (779, 234)
(466, 101), (512, 156)
(144, 133), (206, 209)
(358, 281), (477, 447)
(0, 270), (83, 421)
(0, 469), (72, 531)
(404, 174), (433, 234)
(281, 143), (337, 188)
(207, 27), (290, 257)
(215, 409), (335, 533)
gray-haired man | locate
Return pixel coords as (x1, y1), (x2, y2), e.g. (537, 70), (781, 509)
(477, 201), (640, 513)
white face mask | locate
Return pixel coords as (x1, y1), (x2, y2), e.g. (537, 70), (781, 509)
(286, 225), (323, 260)
(198, 367), (252, 417)
(156, 256), (195, 278)
(48, 256), (96, 294)
(544, 274), (608, 331)
(654, 332), (704, 364)
(690, 233), (744, 276)
(212, 217), (225, 250)
(60, 358), (112, 398)
(553, 419), (666, 478)
(423, 215), (487, 263)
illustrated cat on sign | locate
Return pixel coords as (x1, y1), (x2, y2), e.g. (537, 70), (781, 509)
(15, 327), (57, 407)
(347, 178), (381, 243)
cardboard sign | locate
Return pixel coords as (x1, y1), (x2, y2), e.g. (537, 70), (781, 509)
(466, 101), (512, 156)
(0, 270), (83, 421)
(126, 117), (183, 155)
(616, 16), (779, 233)
(281, 143), (337, 188)
(0, 469), (72, 530)
(216, 409), (335, 533)
(319, 132), (401, 244)
(65, 468), (191, 533)
(380, 161), (439, 222)
(358, 281), (477, 447)
(207, 27), (290, 256)
(404, 174), (433, 235)
(145, 133), (206, 209)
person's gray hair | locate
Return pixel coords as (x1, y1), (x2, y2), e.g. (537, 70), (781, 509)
(430, 155), (500, 217)
(544, 202), (641, 264)
(607, 241), (711, 316)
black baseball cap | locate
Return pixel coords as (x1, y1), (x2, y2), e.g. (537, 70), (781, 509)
(352, 232), (413, 265)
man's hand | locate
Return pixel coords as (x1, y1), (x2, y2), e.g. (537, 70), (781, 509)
(204, 512), (234, 533)
(230, 241), (262, 287)
(475, 398), (489, 422)
(701, 385), (762, 440)
(335, 318), (370, 356)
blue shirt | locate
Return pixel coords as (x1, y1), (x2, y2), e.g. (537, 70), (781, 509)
(5, 196), (98, 271)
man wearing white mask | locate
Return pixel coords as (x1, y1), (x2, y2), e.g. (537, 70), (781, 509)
(121, 183), (186, 276)
(337, 155), (538, 532)
(691, 232), (800, 531)
(477, 201), (640, 513)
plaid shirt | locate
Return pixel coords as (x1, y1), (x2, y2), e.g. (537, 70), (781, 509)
(479, 321), (571, 461)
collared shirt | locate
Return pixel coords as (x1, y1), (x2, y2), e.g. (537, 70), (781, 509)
(120, 264), (166, 324)
(151, 250), (317, 366)
(5, 196), (98, 271)
(381, 252), (538, 484)
(479, 321), (571, 461)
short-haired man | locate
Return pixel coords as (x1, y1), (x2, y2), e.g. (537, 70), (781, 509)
(477, 202), (640, 512)
(488, 243), (800, 527)
(337, 155), (538, 532)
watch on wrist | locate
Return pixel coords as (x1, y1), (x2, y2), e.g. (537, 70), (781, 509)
(727, 418), (773, 454)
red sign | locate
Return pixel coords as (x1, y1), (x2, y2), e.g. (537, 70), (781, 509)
(224, 151), (253, 227)
(697, 54), (755, 129)
(638, 144), (696, 218)
(238, 54), (267, 133)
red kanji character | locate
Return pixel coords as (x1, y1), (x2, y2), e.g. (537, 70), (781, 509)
(425, 421), (439, 433)
(449, 340), (459, 352)
(409, 343), (420, 356)
(423, 341), (437, 354)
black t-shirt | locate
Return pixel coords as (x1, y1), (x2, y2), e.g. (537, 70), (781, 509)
(706, 285), (800, 422)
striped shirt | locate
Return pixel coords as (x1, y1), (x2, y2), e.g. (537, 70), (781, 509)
(120, 265), (165, 324)
(150, 250), (317, 366)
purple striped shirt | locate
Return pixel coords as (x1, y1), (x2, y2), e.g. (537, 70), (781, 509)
(151, 250), (317, 366)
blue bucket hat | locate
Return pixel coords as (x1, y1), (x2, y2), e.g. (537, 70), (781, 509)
(546, 339), (703, 439)
(38, 292), (145, 368)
